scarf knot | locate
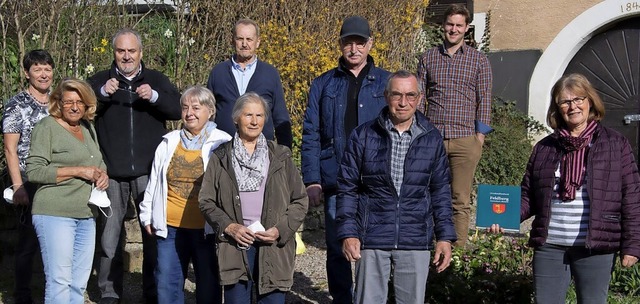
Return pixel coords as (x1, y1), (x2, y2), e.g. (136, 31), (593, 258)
(180, 121), (217, 150)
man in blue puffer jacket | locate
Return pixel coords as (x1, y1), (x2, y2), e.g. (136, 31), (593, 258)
(301, 16), (390, 303)
(337, 71), (456, 304)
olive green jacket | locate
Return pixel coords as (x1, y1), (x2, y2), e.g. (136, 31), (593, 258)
(199, 140), (308, 294)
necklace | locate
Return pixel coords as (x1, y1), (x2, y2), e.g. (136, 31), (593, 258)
(27, 87), (49, 106)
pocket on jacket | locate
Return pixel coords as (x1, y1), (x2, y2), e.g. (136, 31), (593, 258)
(372, 90), (384, 99)
(602, 213), (621, 222)
(319, 147), (338, 187)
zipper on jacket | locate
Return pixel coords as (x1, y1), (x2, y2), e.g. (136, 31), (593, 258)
(584, 142), (597, 249)
(125, 81), (135, 172)
(382, 119), (432, 249)
(385, 133), (400, 249)
(542, 157), (560, 245)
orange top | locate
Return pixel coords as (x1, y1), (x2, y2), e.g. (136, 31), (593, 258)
(166, 143), (205, 229)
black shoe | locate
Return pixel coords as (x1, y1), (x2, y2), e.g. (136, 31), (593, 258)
(99, 297), (120, 304)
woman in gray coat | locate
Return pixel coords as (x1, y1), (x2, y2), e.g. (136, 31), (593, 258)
(199, 92), (308, 304)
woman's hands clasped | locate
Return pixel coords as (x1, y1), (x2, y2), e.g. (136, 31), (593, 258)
(78, 166), (108, 190)
(225, 223), (256, 248)
(224, 223), (280, 248)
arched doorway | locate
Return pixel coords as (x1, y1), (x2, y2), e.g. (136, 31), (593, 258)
(528, 1), (640, 135)
(564, 18), (640, 161)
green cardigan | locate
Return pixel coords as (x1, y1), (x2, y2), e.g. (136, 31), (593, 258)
(26, 116), (106, 218)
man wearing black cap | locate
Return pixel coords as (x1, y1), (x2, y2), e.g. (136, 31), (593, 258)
(301, 16), (390, 303)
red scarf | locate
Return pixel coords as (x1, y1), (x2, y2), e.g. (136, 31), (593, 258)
(556, 120), (598, 201)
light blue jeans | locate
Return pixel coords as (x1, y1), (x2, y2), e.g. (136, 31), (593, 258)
(32, 214), (96, 304)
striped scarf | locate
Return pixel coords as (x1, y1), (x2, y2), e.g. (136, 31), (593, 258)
(556, 120), (598, 201)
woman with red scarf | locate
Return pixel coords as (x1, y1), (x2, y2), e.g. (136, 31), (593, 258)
(490, 73), (640, 304)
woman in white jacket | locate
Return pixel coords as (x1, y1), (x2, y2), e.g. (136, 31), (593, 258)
(139, 86), (231, 304)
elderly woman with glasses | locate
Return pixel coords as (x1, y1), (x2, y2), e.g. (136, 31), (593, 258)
(26, 78), (108, 304)
(199, 92), (308, 304)
(138, 86), (231, 304)
(489, 73), (640, 303)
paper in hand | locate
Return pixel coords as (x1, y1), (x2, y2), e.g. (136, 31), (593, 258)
(247, 221), (266, 233)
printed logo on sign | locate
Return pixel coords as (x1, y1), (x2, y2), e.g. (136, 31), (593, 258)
(492, 203), (506, 214)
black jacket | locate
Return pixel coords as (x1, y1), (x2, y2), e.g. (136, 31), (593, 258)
(87, 61), (181, 178)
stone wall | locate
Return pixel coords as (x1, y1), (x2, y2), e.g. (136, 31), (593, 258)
(474, 0), (602, 51)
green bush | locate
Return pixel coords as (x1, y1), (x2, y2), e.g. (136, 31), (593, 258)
(426, 233), (534, 304)
(475, 98), (548, 186)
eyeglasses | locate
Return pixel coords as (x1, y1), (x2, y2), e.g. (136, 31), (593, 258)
(341, 38), (369, 50)
(61, 100), (86, 108)
(557, 96), (587, 109)
(389, 92), (420, 102)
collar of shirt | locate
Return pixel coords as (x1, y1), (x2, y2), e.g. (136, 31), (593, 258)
(338, 55), (373, 77)
(439, 43), (466, 57)
(384, 114), (423, 139)
(231, 55), (258, 95)
(116, 65), (142, 81)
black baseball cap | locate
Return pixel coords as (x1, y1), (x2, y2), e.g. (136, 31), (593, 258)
(340, 16), (371, 39)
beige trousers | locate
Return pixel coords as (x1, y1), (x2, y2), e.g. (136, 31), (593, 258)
(443, 135), (483, 247)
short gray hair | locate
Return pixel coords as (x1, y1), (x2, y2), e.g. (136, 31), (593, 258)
(384, 70), (422, 96)
(232, 92), (269, 124)
(112, 28), (143, 50)
(181, 86), (216, 120)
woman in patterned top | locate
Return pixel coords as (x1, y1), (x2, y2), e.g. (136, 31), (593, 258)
(138, 86), (231, 304)
(1, 49), (54, 304)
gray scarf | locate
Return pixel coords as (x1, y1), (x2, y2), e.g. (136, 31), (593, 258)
(180, 121), (217, 150)
(231, 133), (268, 192)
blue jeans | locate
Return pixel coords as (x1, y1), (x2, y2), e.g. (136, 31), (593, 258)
(533, 243), (615, 304)
(156, 226), (220, 304)
(32, 215), (95, 304)
(224, 245), (285, 304)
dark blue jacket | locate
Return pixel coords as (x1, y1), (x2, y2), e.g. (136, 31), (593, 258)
(336, 108), (456, 250)
(206, 58), (292, 148)
(301, 57), (390, 193)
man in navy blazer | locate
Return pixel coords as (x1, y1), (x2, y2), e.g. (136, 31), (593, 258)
(206, 18), (292, 148)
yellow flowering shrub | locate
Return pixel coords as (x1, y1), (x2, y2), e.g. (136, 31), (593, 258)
(0, 0), (432, 160)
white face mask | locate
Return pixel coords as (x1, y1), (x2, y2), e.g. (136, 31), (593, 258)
(3, 186), (14, 204)
(89, 185), (113, 218)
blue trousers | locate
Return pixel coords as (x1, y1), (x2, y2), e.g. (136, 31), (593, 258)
(155, 226), (221, 304)
(325, 194), (353, 303)
(224, 245), (285, 304)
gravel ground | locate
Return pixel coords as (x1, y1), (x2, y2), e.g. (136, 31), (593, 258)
(0, 229), (333, 304)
